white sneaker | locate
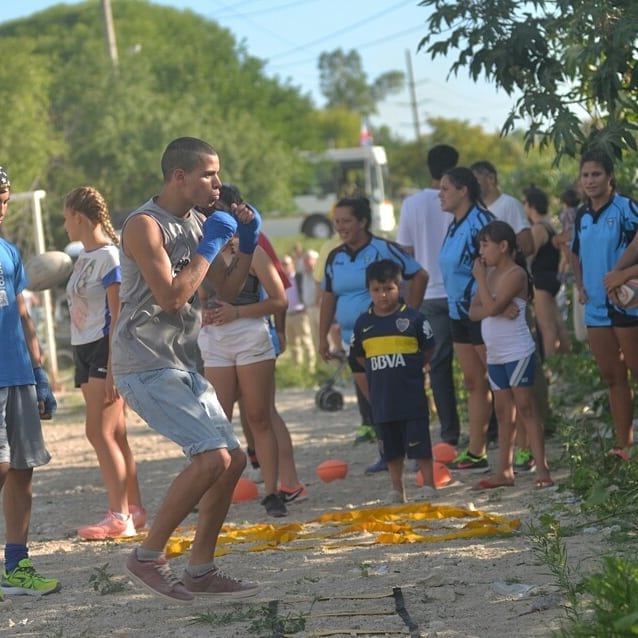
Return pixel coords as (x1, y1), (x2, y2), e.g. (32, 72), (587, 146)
(245, 467), (263, 484)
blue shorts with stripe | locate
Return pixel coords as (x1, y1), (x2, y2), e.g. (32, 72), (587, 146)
(487, 353), (535, 391)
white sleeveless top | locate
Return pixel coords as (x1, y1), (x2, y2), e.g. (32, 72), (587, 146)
(481, 297), (535, 364)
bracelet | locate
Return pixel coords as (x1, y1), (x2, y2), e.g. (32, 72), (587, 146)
(235, 306), (240, 320)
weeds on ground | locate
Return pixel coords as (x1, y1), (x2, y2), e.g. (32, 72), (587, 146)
(528, 345), (638, 636)
(190, 603), (307, 635)
(88, 562), (126, 595)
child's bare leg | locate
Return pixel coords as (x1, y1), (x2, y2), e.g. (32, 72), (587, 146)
(386, 457), (405, 499)
(512, 387), (551, 481)
(492, 389), (516, 483)
(415, 458), (435, 488)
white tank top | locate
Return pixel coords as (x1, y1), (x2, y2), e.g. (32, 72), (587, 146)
(481, 297), (535, 364)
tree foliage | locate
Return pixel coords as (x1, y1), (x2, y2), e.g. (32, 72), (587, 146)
(318, 48), (404, 117)
(417, 0), (638, 161)
(0, 0), (319, 248)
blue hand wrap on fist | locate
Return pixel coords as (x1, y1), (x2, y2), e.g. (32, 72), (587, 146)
(33, 367), (57, 418)
(196, 212), (237, 263)
(236, 206), (261, 255)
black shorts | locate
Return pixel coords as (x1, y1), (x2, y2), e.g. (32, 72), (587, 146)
(380, 418), (432, 462)
(450, 317), (484, 345)
(533, 271), (561, 297)
(73, 336), (110, 387)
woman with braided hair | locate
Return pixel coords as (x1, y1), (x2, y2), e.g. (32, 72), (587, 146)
(63, 186), (146, 540)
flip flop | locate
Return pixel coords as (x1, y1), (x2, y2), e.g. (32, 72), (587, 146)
(534, 478), (555, 489)
(471, 478), (515, 491)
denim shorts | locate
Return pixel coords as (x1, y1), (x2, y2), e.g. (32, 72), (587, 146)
(114, 368), (240, 459)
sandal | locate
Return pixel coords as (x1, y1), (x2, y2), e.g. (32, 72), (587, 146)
(609, 448), (630, 461)
(471, 478), (515, 491)
(534, 478), (555, 489)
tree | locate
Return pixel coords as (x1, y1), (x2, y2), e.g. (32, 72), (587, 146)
(318, 48), (404, 117)
(417, 0), (638, 161)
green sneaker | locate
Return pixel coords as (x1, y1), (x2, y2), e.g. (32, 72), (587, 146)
(448, 448), (489, 472)
(354, 425), (376, 445)
(1, 559), (61, 596)
(514, 449), (536, 472)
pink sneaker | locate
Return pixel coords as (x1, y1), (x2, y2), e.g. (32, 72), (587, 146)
(78, 512), (136, 540)
(126, 550), (193, 603)
(129, 505), (148, 531)
(182, 566), (259, 599)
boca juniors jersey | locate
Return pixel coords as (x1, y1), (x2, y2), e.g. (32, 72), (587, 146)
(351, 303), (434, 424)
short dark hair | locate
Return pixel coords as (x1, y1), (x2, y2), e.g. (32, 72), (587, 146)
(427, 144), (459, 180)
(523, 186), (549, 215)
(160, 137), (217, 182)
(366, 259), (402, 288)
(561, 187), (580, 208)
(470, 160), (497, 177)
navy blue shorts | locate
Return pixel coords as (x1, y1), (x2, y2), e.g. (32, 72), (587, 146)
(380, 418), (432, 462)
(487, 353), (535, 391)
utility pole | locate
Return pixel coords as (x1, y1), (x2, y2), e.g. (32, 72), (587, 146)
(101, 0), (119, 73)
(405, 49), (421, 141)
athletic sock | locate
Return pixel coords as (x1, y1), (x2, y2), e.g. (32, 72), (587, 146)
(135, 548), (163, 562)
(5, 543), (28, 573)
(185, 561), (215, 577)
(112, 511), (129, 521)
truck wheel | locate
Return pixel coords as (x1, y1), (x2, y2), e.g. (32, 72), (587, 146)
(301, 214), (333, 239)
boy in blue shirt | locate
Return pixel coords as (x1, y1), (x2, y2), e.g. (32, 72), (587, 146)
(351, 260), (436, 503)
(0, 165), (60, 598)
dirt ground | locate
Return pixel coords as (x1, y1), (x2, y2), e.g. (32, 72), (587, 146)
(0, 384), (609, 637)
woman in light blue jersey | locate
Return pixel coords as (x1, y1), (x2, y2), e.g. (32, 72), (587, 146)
(573, 149), (638, 455)
(439, 167), (495, 473)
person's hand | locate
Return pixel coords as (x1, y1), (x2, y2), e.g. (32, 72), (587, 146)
(33, 367), (56, 419)
(277, 331), (287, 354)
(604, 270), (626, 294)
(472, 257), (487, 279)
(577, 284), (588, 305)
(104, 369), (119, 404)
(210, 300), (238, 325)
(234, 204), (261, 255)
(501, 301), (520, 320)
(196, 212), (237, 263)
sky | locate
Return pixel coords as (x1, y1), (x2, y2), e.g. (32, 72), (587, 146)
(1, 0), (516, 140)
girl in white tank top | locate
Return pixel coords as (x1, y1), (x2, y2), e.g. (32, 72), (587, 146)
(469, 220), (553, 490)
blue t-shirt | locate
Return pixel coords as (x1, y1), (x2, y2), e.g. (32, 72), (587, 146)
(439, 206), (495, 320)
(572, 194), (638, 326)
(0, 239), (35, 387)
(323, 235), (423, 344)
(351, 302), (434, 424)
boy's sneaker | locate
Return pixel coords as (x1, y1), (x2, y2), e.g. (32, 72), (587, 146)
(125, 550), (193, 603)
(278, 483), (308, 503)
(245, 466), (264, 484)
(448, 449), (489, 472)
(182, 567), (259, 599)
(129, 505), (148, 531)
(514, 449), (536, 472)
(354, 425), (376, 445)
(261, 493), (288, 517)
(1, 559), (61, 597)
(78, 511), (136, 540)
(365, 457), (388, 474)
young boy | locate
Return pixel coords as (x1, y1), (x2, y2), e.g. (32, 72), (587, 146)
(351, 259), (436, 503)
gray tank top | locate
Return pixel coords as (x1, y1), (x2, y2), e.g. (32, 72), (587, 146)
(111, 198), (204, 374)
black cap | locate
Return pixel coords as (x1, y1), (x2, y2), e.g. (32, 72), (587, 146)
(0, 166), (9, 192)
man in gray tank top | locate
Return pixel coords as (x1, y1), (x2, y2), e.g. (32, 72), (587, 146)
(112, 137), (261, 603)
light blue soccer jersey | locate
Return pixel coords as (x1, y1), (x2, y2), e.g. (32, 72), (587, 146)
(572, 194), (638, 326)
(0, 239), (36, 387)
(439, 206), (495, 320)
(323, 236), (422, 344)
